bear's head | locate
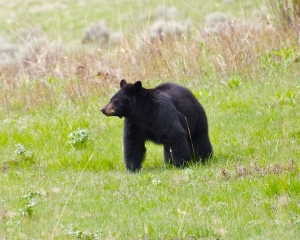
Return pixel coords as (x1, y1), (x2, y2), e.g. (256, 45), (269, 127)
(101, 79), (143, 118)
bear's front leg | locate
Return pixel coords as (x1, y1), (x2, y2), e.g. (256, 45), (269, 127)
(123, 119), (146, 172)
(123, 138), (146, 172)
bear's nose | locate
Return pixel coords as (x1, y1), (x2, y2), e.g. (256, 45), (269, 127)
(101, 107), (105, 113)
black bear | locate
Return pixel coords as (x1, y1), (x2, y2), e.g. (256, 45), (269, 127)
(101, 79), (213, 172)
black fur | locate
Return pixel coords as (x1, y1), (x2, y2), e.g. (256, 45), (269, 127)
(101, 80), (212, 172)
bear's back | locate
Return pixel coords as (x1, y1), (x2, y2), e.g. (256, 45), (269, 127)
(154, 82), (208, 129)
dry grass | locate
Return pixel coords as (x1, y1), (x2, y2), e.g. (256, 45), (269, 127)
(220, 160), (298, 179)
(0, 1), (300, 116)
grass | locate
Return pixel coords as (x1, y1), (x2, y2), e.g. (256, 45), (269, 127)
(1, 165), (300, 239)
(1, 0), (300, 239)
(1, 77), (299, 239)
(1, 0), (256, 42)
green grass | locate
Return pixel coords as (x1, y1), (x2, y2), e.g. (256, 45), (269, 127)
(1, 0), (300, 239)
(1, 76), (299, 239)
(1, 167), (300, 239)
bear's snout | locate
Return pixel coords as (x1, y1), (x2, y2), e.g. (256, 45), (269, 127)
(101, 103), (116, 116)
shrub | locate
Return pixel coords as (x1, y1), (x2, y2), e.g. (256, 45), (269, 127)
(82, 20), (122, 45)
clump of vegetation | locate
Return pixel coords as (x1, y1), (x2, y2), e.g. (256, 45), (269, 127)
(148, 19), (192, 41)
(14, 143), (34, 159)
(18, 28), (62, 77)
(0, 37), (17, 66)
(146, 5), (192, 41)
(67, 129), (90, 149)
(276, 90), (297, 107)
(263, 46), (300, 74)
(82, 20), (110, 44)
(1, 143), (35, 170)
(82, 21), (122, 45)
(0, 28), (62, 79)
(227, 75), (242, 89)
(67, 227), (101, 240)
(21, 191), (41, 218)
(1, 143), (36, 171)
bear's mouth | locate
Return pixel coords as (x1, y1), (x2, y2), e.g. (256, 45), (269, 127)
(103, 111), (116, 116)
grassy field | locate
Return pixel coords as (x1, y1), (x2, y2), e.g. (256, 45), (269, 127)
(0, 0), (256, 42)
(1, 0), (300, 239)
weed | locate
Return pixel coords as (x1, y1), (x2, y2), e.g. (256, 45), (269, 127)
(14, 143), (34, 162)
(14, 143), (26, 155)
(273, 47), (299, 65)
(21, 192), (41, 218)
(67, 129), (90, 149)
(227, 75), (242, 89)
(263, 46), (299, 73)
(285, 91), (297, 107)
(290, 212), (300, 227)
(193, 89), (211, 98)
(276, 90), (297, 107)
(67, 227), (101, 240)
(151, 178), (162, 185)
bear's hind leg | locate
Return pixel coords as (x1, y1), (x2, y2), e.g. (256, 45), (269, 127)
(192, 133), (213, 162)
(163, 137), (191, 168)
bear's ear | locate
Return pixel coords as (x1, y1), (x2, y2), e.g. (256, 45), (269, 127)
(120, 79), (127, 88)
(132, 81), (142, 92)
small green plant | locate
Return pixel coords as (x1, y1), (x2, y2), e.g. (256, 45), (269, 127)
(67, 227), (101, 240)
(151, 178), (162, 185)
(286, 91), (297, 107)
(290, 212), (300, 227)
(14, 143), (34, 161)
(263, 46), (299, 72)
(276, 91), (285, 105)
(272, 47), (299, 69)
(276, 91), (297, 107)
(21, 191), (41, 218)
(227, 75), (241, 89)
(192, 89), (211, 99)
(67, 129), (90, 149)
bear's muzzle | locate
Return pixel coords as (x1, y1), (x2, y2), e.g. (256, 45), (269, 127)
(101, 103), (116, 116)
